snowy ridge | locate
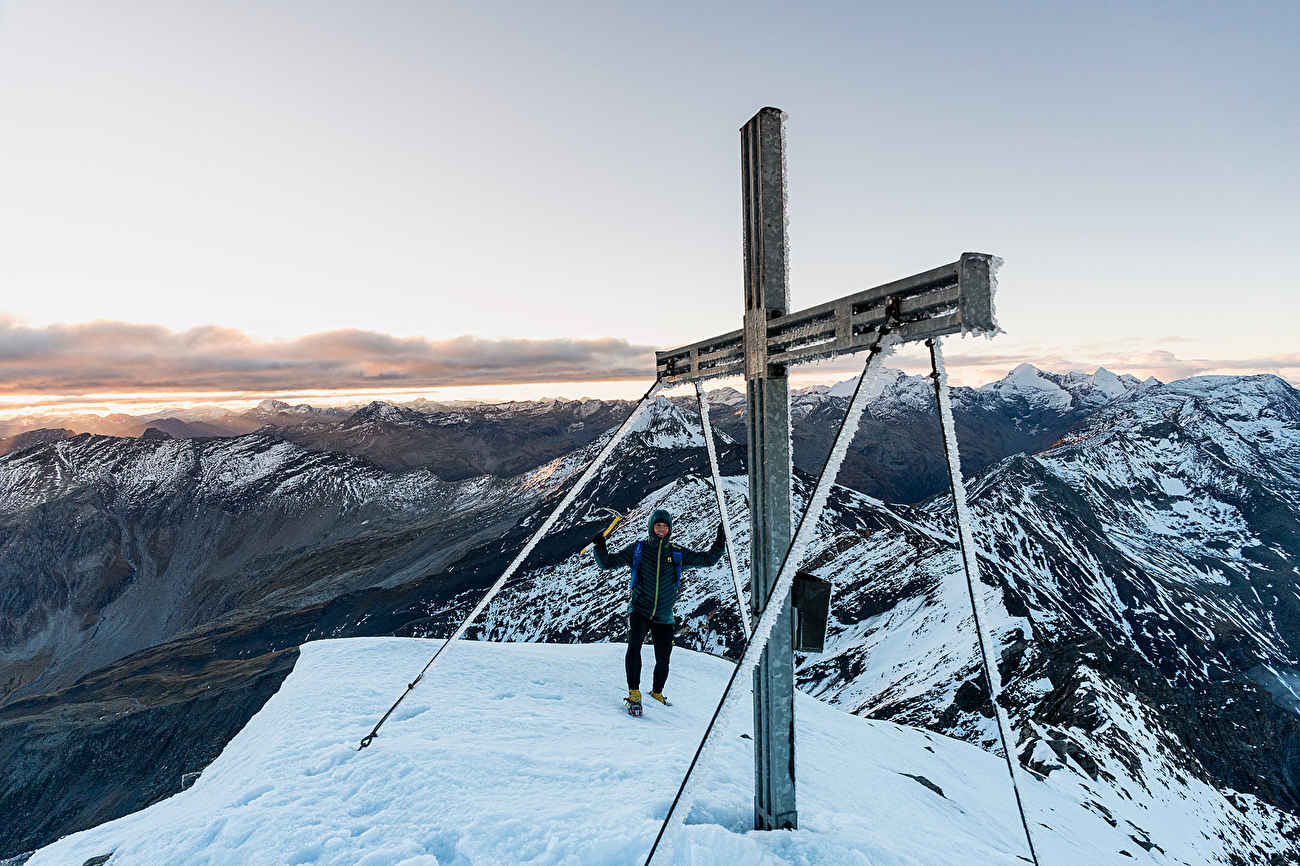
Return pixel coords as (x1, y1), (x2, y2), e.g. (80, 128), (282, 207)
(1053, 374), (1300, 496)
(0, 426), (627, 520)
(789, 364), (1143, 422)
(0, 433), (455, 514)
(25, 640), (1232, 866)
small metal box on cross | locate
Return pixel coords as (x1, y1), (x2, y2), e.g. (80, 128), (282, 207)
(654, 107), (999, 832)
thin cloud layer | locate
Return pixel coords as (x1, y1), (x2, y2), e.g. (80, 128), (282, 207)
(792, 338), (1300, 390)
(1, 317), (1295, 405)
(937, 345), (1300, 385)
(0, 317), (657, 395)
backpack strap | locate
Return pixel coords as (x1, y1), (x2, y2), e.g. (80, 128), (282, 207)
(630, 541), (645, 591)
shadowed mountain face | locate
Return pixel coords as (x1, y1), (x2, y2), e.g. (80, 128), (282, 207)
(0, 428), (73, 457)
(3, 373), (1299, 862)
(268, 398), (643, 479)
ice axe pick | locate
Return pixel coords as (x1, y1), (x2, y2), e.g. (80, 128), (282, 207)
(582, 507), (628, 554)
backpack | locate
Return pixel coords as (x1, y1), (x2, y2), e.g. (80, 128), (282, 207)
(630, 541), (684, 592)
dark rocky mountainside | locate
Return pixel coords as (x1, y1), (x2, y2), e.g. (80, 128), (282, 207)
(0, 427), (73, 457)
(116, 417), (230, 439)
(268, 398), (642, 479)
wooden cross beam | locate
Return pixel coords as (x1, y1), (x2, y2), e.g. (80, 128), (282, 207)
(655, 252), (998, 384)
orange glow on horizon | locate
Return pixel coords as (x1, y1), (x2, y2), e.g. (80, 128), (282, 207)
(3, 354), (1296, 423)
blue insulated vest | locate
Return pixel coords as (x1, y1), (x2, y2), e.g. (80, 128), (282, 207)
(630, 541), (684, 590)
(630, 539), (684, 622)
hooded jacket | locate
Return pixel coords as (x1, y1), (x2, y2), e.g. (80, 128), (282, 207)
(592, 509), (725, 624)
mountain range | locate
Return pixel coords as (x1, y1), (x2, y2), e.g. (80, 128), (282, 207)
(2, 366), (1298, 863)
(1, 363), (1148, 503)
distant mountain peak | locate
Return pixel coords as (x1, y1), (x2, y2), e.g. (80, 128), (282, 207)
(139, 427), (175, 440)
(704, 386), (746, 406)
(979, 363), (1071, 408)
(1088, 366), (1128, 398)
(346, 401), (426, 426)
(624, 396), (712, 448)
(0, 427), (74, 457)
(253, 399), (327, 416)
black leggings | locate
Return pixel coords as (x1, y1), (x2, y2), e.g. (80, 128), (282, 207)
(626, 610), (674, 693)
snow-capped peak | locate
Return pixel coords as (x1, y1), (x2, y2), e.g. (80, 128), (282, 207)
(825, 378), (858, 399)
(1088, 367), (1129, 400)
(252, 399), (330, 417)
(979, 363), (1072, 410)
(624, 396), (711, 448)
(346, 401), (425, 425)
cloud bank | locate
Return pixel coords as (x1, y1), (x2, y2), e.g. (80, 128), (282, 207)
(0, 317), (658, 395)
(1, 318), (1295, 408)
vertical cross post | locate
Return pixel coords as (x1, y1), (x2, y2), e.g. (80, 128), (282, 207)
(741, 106), (798, 831)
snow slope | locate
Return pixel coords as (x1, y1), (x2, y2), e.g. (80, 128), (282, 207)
(29, 639), (1168, 866)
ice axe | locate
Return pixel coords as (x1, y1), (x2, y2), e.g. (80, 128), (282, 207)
(582, 507), (628, 554)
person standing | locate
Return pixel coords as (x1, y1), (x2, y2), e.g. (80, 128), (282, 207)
(592, 508), (725, 716)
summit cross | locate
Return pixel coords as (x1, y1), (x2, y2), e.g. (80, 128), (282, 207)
(654, 106), (999, 831)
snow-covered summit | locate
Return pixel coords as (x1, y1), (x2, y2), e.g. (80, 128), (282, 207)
(704, 386), (746, 407)
(792, 364), (1144, 421)
(346, 400), (429, 426)
(975, 364), (1145, 412)
(27, 639), (1198, 866)
(979, 363), (1073, 410)
(252, 399), (337, 417)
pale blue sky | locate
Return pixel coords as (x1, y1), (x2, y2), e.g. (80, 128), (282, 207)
(0, 1), (1296, 403)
